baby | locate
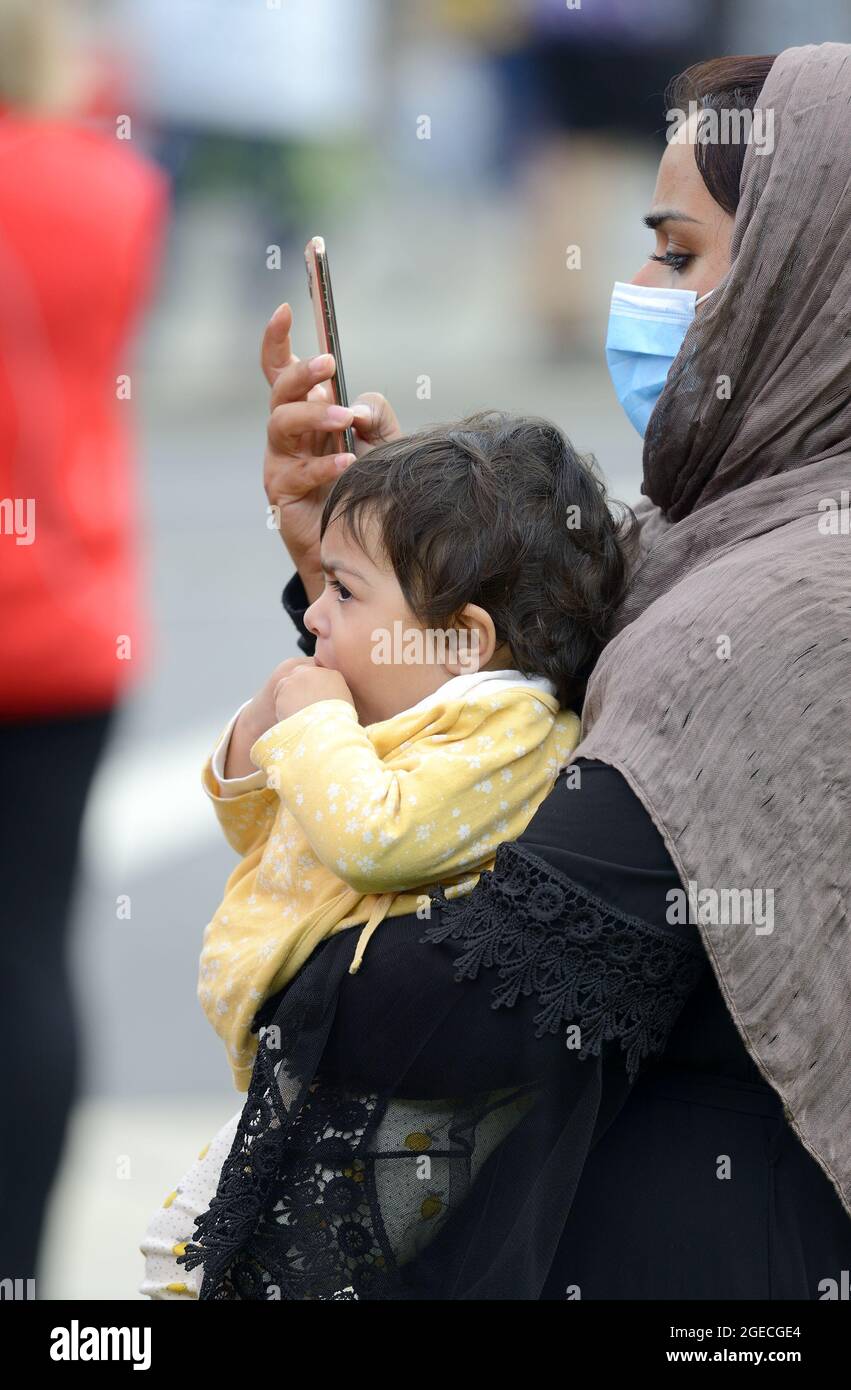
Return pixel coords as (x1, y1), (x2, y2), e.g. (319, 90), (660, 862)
(140, 408), (634, 1296)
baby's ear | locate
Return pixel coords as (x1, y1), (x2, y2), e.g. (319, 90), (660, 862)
(444, 604), (497, 676)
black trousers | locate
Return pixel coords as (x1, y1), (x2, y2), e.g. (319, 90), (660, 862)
(0, 704), (116, 1290)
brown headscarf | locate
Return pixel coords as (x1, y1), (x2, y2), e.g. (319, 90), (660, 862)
(575, 43), (851, 1217)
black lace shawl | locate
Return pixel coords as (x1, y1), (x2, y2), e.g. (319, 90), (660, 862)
(177, 776), (708, 1301)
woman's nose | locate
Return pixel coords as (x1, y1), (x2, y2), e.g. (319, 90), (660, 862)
(630, 263), (660, 288)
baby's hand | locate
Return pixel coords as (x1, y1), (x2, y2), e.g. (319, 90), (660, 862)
(273, 661), (355, 722)
(246, 657), (315, 740)
(224, 657), (317, 778)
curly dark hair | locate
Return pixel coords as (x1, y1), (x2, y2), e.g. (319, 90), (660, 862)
(319, 410), (637, 710)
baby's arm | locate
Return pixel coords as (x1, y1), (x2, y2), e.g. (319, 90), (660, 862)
(204, 659), (323, 858)
(203, 701), (278, 857)
(250, 695), (580, 894)
(138, 1110), (240, 1300)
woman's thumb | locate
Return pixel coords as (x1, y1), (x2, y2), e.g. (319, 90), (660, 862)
(350, 392), (403, 449)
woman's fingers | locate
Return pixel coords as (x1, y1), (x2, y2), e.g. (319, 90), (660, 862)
(269, 351), (337, 412)
(267, 448), (355, 503)
(261, 308), (399, 453)
(262, 302), (339, 405)
(260, 302), (300, 387)
(267, 397), (354, 447)
(260, 306), (399, 524)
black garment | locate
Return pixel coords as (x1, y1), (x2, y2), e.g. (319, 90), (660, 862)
(283, 571), (320, 657)
(0, 703), (116, 1287)
(176, 576), (851, 1299)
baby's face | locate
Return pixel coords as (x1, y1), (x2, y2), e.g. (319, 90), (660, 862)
(303, 512), (495, 726)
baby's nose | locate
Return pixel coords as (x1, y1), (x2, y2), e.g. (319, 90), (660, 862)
(304, 594), (331, 638)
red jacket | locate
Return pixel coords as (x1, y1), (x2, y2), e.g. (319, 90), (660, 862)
(0, 104), (169, 720)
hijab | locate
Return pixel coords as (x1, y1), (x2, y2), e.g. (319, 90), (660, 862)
(576, 42), (851, 1218)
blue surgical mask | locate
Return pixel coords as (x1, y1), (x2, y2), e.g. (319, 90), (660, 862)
(605, 280), (716, 437)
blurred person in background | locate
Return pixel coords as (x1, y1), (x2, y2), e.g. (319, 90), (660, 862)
(433, 0), (724, 356)
(0, 0), (168, 1290)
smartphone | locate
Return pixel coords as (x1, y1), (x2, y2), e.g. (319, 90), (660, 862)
(304, 235), (356, 456)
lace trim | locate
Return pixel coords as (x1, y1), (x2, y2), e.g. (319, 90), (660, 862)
(177, 990), (321, 1298)
(178, 841), (705, 1297)
(178, 970), (415, 1300)
(420, 839), (706, 1084)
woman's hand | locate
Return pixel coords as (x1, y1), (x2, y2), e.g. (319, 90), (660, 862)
(261, 303), (403, 601)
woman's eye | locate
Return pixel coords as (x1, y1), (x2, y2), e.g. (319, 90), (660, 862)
(650, 249), (694, 273)
(328, 578), (352, 602)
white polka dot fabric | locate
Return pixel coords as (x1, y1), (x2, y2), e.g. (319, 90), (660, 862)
(138, 1111), (239, 1300)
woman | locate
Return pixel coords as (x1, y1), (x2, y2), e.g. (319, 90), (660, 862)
(171, 43), (850, 1299)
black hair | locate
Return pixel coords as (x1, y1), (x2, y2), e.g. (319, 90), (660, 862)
(666, 54), (778, 215)
(319, 410), (636, 710)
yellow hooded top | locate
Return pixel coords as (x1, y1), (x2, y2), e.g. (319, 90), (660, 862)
(198, 669), (580, 1089)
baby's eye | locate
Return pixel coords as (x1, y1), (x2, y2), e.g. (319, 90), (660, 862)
(328, 578), (352, 602)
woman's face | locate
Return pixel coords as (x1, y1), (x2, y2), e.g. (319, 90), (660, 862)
(631, 112), (735, 299)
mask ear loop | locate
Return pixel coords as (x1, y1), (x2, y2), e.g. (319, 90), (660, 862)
(696, 269), (731, 306)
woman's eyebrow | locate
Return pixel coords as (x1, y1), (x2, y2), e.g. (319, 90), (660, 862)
(644, 209), (702, 230)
